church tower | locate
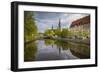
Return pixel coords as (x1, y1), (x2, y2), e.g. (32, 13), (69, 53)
(52, 25), (53, 30)
(58, 18), (61, 30)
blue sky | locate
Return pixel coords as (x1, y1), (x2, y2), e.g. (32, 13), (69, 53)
(33, 11), (89, 33)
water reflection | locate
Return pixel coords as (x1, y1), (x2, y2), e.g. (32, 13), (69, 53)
(24, 39), (90, 62)
(24, 42), (37, 61)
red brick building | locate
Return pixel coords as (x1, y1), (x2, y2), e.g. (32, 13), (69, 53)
(70, 15), (90, 28)
(70, 15), (90, 39)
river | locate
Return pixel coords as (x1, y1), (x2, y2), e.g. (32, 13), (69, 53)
(24, 39), (90, 62)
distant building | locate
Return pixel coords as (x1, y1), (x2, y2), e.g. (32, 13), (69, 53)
(58, 19), (61, 30)
(51, 19), (61, 30)
(70, 15), (90, 39)
(52, 25), (54, 30)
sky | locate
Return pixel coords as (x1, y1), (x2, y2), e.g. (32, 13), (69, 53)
(33, 11), (89, 33)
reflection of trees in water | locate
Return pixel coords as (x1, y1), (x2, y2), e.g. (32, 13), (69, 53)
(55, 40), (71, 50)
(59, 42), (90, 59)
(24, 41), (37, 62)
(44, 39), (72, 50)
(45, 39), (90, 59)
(56, 41), (90, 59)
(45, 39), (55, 46)
(24, 39), (90, 62)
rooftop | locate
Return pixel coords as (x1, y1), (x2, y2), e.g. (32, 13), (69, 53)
(70, 15), (90, 28)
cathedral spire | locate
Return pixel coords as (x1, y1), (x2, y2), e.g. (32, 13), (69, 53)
(58, 18), (61, 30)
(52, 25), (53, 30)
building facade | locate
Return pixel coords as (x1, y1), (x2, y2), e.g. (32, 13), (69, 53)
(70, 15), (90, 39)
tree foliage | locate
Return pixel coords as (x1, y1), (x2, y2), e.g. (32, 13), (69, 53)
(24, 11), (38, 41)
(61, 29), (69, 37)
(54, 29), (62, 37)
(44, 29), (54, 37)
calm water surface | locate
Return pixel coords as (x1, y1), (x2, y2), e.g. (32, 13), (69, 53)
(24, 39), (90, 62)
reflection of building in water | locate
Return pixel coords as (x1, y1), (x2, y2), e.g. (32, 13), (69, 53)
(69, 44), (90, 59)
(70, 15), (90, 39)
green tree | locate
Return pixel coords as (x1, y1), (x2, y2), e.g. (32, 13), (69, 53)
(61, 29), (69, 38)
(54, 29), (62, 37)
(82, 31), (89, 38)
(24, 11), (38, 42)
(44, 29), (54, 37)
(54, 28), (72, 38)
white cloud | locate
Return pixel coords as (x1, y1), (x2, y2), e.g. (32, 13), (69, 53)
(66, 14), (89, 26)
(34, 11), (89, 33)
